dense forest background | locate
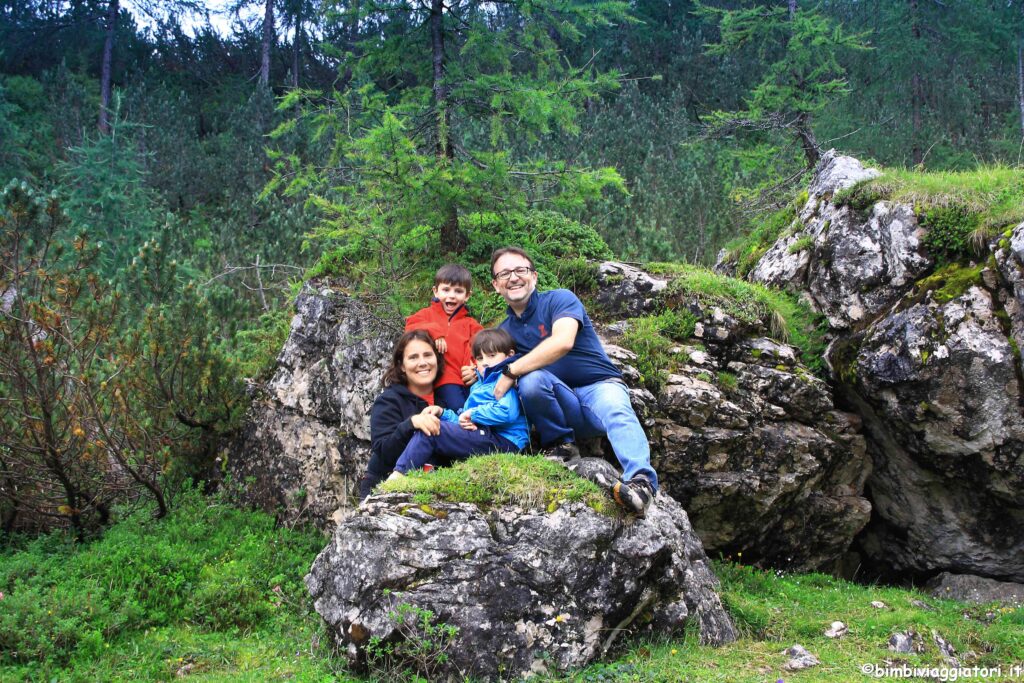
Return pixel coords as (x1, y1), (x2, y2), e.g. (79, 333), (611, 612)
(1, 0), (1023, 534)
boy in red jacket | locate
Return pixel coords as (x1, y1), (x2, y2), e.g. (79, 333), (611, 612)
(405, 264), (483, 409)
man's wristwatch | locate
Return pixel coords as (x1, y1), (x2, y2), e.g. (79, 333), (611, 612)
(502, 365), (520, 382)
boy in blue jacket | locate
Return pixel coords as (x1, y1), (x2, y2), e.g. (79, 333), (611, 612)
(389, 329), (528, 477)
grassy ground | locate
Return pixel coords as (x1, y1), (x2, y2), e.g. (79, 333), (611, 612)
(833, 165), (1024, 233)
(379, 453), (613, 514)
(2, 484), (1022, 682)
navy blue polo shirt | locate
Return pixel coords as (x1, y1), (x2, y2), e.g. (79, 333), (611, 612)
(499, 289), (621, 388)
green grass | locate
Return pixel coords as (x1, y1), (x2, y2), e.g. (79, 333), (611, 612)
(2, 491), (1022, 682)
(379, 453), (614, 515)
(909, 262), (986, 305)
(716, 194), (804, 278)
(563, 562), (1024, 682)
(618, 310), (697, 392)
(0, 487), (347, 682)
(646, 262), (827, 375)
(787, 234), (815, 255)
(834, 165), (1024, 262)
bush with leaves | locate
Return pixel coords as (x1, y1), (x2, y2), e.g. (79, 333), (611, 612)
(0, 184), (247, 535)
(0, 184), (168, 533)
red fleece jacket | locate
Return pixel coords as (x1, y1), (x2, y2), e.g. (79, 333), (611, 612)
(405, 300), (483, 388)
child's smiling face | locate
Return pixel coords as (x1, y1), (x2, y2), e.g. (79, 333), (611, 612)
(474, 349), (510, 369)
(433, 282), (470, 315)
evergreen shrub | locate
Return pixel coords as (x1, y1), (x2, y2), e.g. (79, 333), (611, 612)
(920, 203), (981, 263)
(310, 209), (612, 325)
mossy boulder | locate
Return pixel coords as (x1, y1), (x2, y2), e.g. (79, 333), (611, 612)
(306, 458), (736, 681)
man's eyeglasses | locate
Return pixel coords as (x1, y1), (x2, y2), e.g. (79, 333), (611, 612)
(492, 266), (535, 281)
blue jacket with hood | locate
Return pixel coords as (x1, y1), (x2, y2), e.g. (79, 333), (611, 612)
(440, 356), (529, 450)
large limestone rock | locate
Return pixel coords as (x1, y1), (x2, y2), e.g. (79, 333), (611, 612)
(227, 282), (396, 523)
(644, 353), (870, 572)
(927, 572), (1024, 606)
(749, 150), (930, 329)
(741, 151), (1024, 582)
(305, 462), (736, 681)
(850, 285), (1024, 580)
(598, 269), (871, 572)
(994, 221), (1024, 355)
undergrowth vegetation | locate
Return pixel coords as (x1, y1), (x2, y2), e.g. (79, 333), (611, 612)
(0, 487), (337, 681)
(379, 454), (613, 515)
(308, 210), (610, 326)
(642, 262), (827, 376)
(3, 493), (1021, 682)
(719, 190), (806, 278)
(619, 311), (698, 392)
(587, 562), (1024, 682)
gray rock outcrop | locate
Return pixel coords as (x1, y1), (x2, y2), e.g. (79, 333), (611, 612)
(927, 572), (1024, 605)
(305, 465), (736, 681)
(741, 150), (1024, 582)
(749, 151), (930, 329)
(597, 270), (871, 572)
(227, 283), (397, 523)
(230, 261), (871, 574)
(850, 286), (1024, 580)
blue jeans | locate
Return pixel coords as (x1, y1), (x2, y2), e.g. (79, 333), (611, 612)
(517, 370), (658, 491)
(394, 421), (519, 474)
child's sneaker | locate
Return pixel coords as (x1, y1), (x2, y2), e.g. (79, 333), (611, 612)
(612, 476), (654, 517)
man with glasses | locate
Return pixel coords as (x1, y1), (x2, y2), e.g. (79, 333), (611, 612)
(484, 246), (658, 516)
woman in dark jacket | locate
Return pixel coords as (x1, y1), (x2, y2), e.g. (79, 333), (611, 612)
(359, 330), (446, 499)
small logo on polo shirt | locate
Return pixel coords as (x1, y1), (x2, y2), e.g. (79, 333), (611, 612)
(538, 323), (548, 338)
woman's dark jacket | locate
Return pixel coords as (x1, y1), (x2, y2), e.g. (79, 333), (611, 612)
(360, 384), (429, 499)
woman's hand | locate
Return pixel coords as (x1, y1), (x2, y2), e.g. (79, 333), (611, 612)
(410, 413), (441, 436)
(461, 364), (477, 386)
(421, 405), (444, 417)
(434, 337), (447, 354)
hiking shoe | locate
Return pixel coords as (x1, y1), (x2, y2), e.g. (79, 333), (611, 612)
(613, 477), (654, 518)
(546, 441), (581, 462)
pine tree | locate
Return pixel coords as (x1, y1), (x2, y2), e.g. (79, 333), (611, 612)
(697, 0), (869, 168)
(270, 0), (630, 255)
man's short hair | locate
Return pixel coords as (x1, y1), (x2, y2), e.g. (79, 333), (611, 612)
(435, 263), (472, 289)
(472, 328), (516, 358)
(489, 247), (534, 278)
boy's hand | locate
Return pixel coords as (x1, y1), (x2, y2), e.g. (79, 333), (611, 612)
(410, 413), (441, 436)
(460, 364), (477, 386)
(458, 410), (478, 431)
(421, 405), (443, 417)
(434, 337), (447, 354)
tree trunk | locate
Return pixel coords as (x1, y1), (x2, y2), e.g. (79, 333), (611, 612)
(429, 0), (466, 253)
(98, 0), (119, 134)
(260, 0), (275, 87)
(291, 6), (302, 89)
(910, 0), (923, 166)
(430, 0), (449, 160)
(795, 111), (820, 168)
(1018, 36), (1024, 135)
(788, 0), (797, 21)
(338, 0), (360, 90)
